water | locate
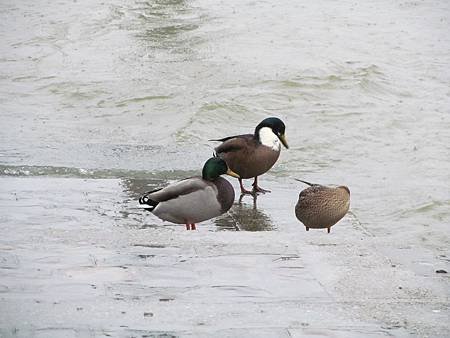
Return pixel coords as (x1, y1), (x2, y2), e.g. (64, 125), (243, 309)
(1, 0), (449, 336)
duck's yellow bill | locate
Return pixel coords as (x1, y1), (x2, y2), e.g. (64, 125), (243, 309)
(279, 134), (289, 149)
(226, 168), (240, 178)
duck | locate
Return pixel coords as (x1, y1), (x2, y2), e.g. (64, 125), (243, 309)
(294, 179), (350, 233)
(211, 117), (289, 195)
(139, 157), (239, 230)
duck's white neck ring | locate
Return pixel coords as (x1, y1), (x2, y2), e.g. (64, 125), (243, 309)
(258, 127), (281, 151)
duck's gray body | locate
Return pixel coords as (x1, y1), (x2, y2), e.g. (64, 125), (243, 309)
(140, 176), (235, 224)
(295, 183), (350, 233)
(214, 134), (280, 179)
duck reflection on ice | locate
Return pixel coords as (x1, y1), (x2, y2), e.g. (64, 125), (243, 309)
(120, 178), (163, 202)
(119, 178), (165, 228)
(215, 194), (274, 231)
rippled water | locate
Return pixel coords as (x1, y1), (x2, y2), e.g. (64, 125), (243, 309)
(1, 0), (449, 230)
(1, 0), (449, 336)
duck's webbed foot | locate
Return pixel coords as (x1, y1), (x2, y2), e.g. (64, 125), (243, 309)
(252, 185), (271, 194)
(239, 178), (253, 195)
(251, 177), (271, 194)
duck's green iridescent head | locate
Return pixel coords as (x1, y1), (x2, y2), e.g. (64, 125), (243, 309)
(202, 157), (240, 181)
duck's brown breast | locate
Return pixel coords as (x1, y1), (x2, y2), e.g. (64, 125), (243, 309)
(222, 144), (280, 179)
(214, 177), (235, 212)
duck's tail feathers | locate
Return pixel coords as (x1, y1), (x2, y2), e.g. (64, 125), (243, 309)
(139, 190), (161, 212)
(294, 179), (317, 186)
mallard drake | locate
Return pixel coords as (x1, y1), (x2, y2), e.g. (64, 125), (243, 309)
(211, 117), (289, 194)
(295, 179), (350, 233)
(139, 157), (239, 230)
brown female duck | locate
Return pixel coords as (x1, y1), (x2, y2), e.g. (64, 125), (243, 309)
(211, 117), (289, 195)
(295, 179), (350, 233)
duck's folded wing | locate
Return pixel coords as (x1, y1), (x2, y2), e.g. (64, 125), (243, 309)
(142, 177), (208, 203)
(213, 134), (253, 154)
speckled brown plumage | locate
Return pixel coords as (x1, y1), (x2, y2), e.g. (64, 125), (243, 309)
(295, 181), (350, 233)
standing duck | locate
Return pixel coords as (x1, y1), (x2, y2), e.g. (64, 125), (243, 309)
(139, 157), (239, 230)
(295, 179), (350, 233)
(211, 117), (289, 194)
